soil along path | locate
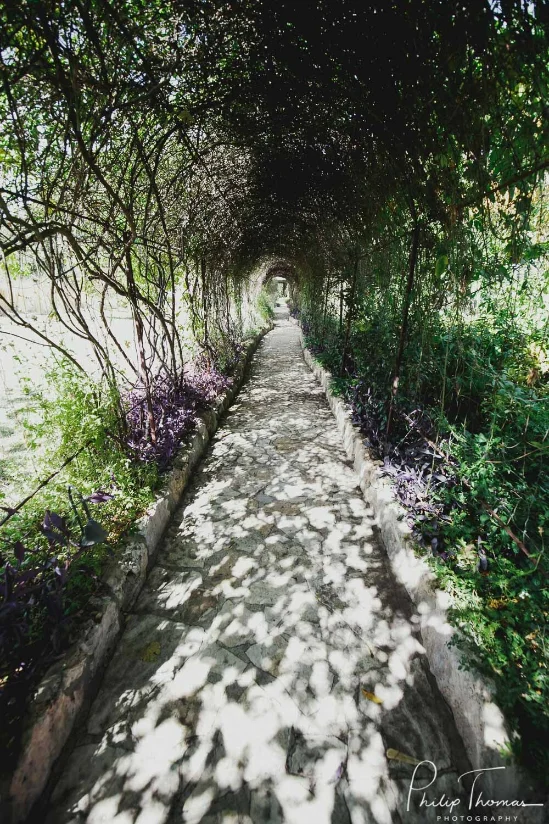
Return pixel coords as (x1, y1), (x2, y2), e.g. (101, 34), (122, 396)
(45, 311), (470, 824)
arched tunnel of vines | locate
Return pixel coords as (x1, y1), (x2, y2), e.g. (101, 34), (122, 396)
(0, 1), (548, 820)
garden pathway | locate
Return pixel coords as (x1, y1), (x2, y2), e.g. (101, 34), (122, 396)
(46, 309), (470, 824)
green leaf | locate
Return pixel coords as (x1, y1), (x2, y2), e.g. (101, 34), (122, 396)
(81, 518), (108, 546)
(435, 255), (449, 278)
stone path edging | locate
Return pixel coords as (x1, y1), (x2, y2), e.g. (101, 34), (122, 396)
(299, 332), (541, 810)
(3, 326), (271, 824)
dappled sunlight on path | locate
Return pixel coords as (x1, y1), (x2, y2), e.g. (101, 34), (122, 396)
(46, 313), (469, 824)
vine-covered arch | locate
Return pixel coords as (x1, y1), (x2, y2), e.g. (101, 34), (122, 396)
(260, 260), (299, 302)
(0, 0), (548, 787)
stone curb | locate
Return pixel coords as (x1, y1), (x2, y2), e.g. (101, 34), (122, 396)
(299, 332), (543, 814)
(3, 326), (271, 824)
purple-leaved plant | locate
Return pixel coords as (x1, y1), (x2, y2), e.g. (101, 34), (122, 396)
(0, 489), (111, 768)
(125, 367), (232, 468)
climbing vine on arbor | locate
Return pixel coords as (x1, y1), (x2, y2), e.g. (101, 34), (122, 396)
(0, 0), (548, 784)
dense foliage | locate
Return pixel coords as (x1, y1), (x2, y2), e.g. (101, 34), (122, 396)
(0, 494), (111, 770)
(1, 0), (548, 784)
(300, 246), (549, 774)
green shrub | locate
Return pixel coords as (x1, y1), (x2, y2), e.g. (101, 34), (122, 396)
(257, 287), (276, 322)
(299, 269), (549, 782)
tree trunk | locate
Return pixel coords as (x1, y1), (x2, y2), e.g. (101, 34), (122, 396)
(385, 221), (420, 441)
(201, 256), (210, 358)
(322, 276), (330, 333)
(125, 237), (157, 445)
(340, 256), (359, 376)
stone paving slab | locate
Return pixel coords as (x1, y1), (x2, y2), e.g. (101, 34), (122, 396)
(45, 314), (470, 824)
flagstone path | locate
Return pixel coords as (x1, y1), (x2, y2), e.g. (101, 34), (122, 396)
(45, 310), (470, 824)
